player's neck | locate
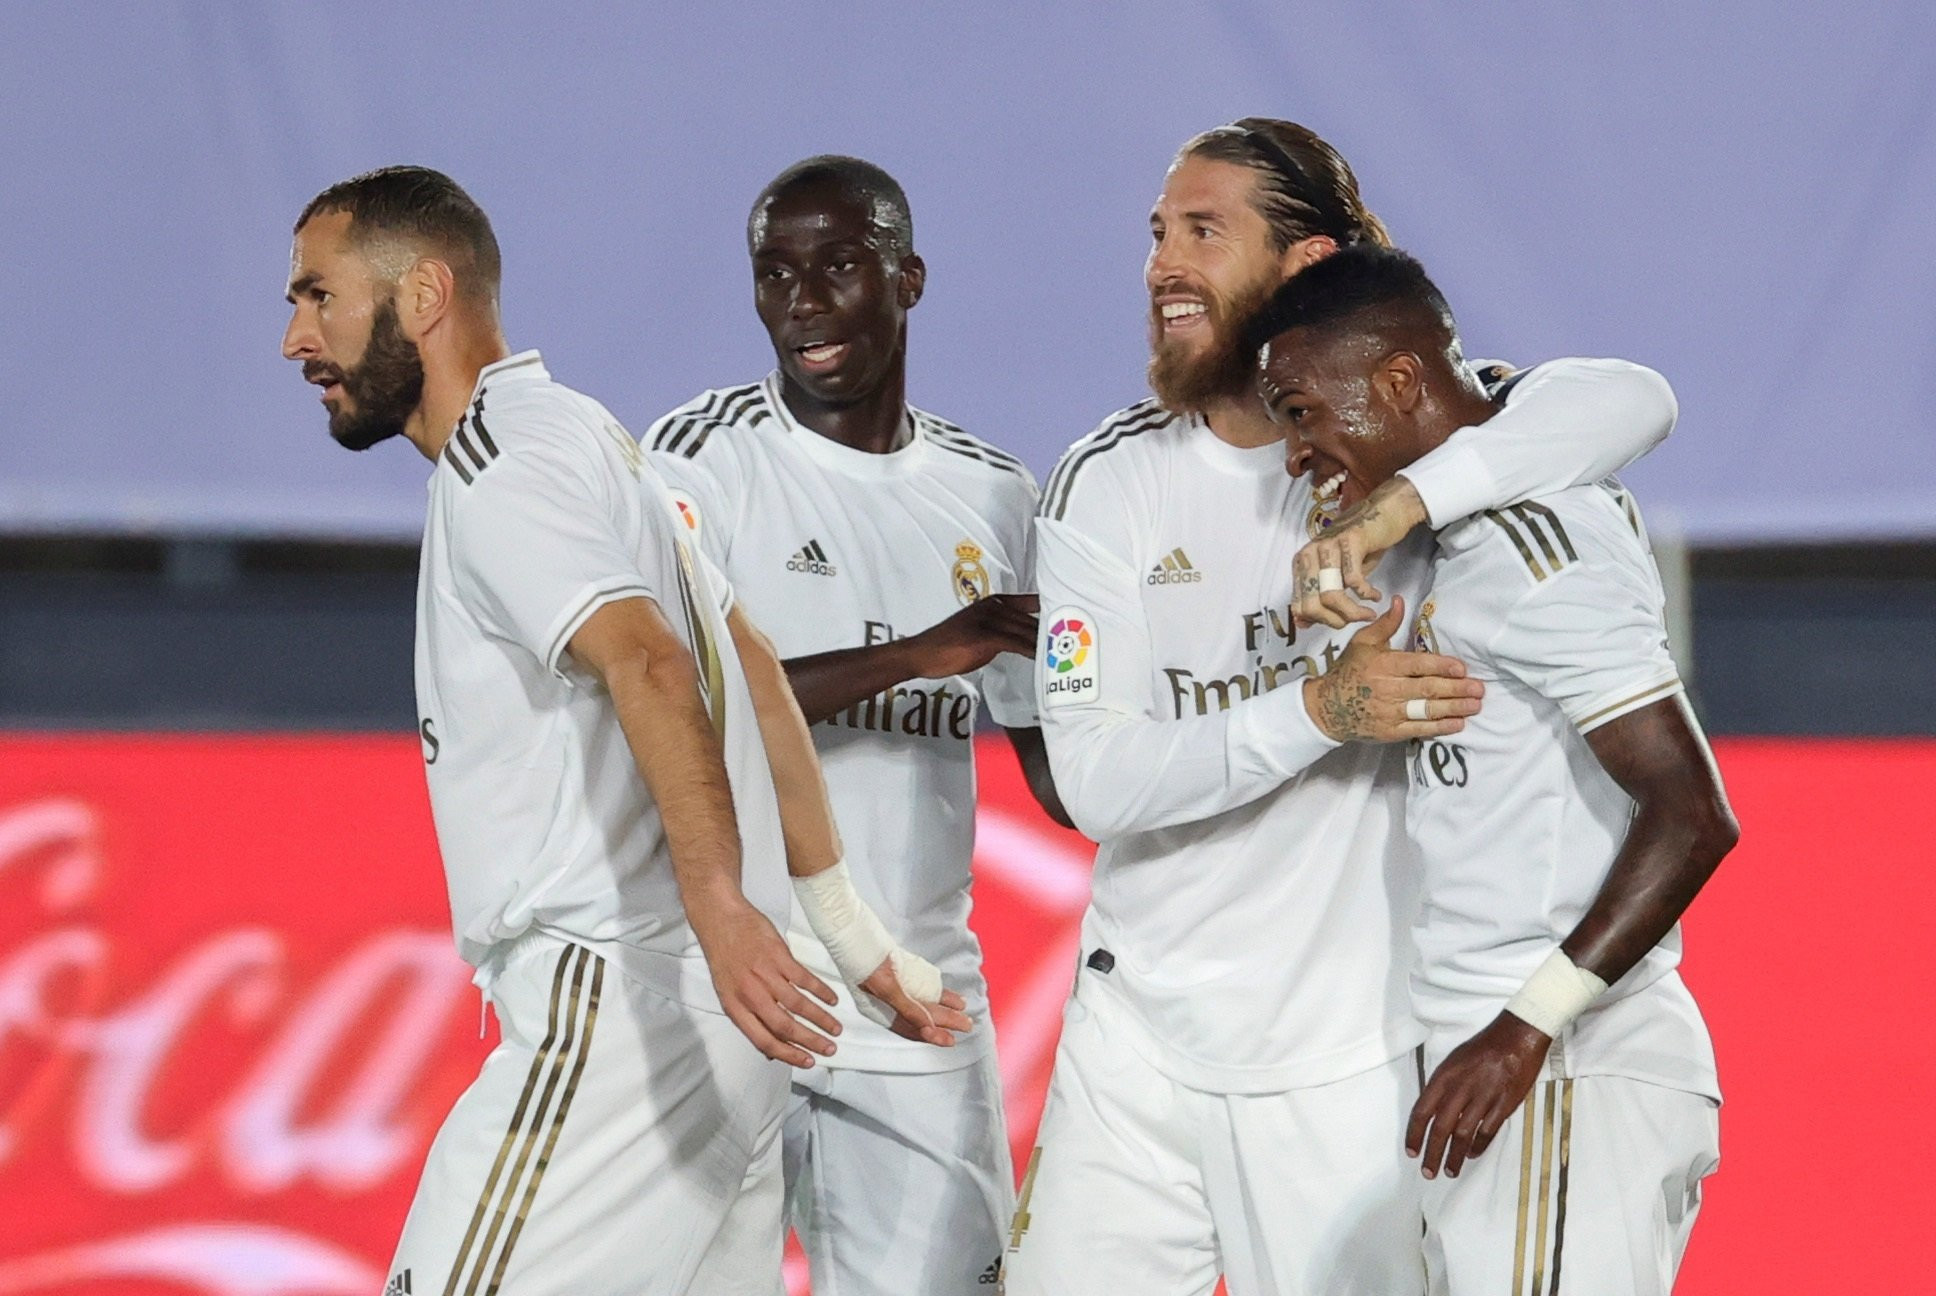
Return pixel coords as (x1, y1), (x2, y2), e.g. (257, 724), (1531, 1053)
(779, 367), (912, 456)
(1198, 389), (1284, 450)
(406, 329), (512, 462)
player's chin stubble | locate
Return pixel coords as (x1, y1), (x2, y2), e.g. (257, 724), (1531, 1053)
(1146, 275), (1276, 415)
(329, 297), (426, 452)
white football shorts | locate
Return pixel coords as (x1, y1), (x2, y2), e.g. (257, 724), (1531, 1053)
(387, 934), (789, 1296)
(1002, 976), (1426, 1296)
(1422, 1074), (1719, 1296)
(785, 1049), (1014, 1294)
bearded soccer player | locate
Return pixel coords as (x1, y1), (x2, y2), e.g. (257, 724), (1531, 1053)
(1005, 121), (1681, 1295)
(280, 166), (966, 1295)
(646, 156), (1065, 1295)
(1252, 244), (1734, 1296)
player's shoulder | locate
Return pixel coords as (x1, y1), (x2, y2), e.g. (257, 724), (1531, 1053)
(437, 359), (632, 491)
(910, 406), (1035, 489)
(1039, 397), (1184, 521)
(645, 379), (774, 463)
(1439, 479), (1656, 599)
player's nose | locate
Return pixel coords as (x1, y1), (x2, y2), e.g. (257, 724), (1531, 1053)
(282, 311), (317, 361)
(1285, 435), (1314, 478)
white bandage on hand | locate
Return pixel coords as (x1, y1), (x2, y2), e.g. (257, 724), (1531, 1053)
(793, 861), (943, 1029)
(1504, 948), (1609, 1037)
(1317, 567), (1346, 593)
(1405, 697), (1430, 722)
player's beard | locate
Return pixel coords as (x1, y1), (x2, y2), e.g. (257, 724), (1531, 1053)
(1146, 271), (1278, 416)
(320, 296), (426, 452)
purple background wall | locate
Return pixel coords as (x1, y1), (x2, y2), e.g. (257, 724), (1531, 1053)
(3, 3), (1929, 541)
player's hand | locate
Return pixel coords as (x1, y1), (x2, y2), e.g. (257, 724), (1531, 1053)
(1407, 1012), (1552, 1180)
(1303, 597), (1483, 743)
(1292, 478), (1431, 629)
(693, 901), (843, 1069)
(857, 952), (975, 1047)
(909, 594), (1040, 678)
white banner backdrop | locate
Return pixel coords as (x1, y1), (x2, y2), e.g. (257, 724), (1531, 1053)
(2, 2), (1929, 541)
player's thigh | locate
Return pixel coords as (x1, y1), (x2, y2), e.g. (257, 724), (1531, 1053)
(1210, 1051), (1425, 1296)
(792, 1053), (1014, 1295)
(1423, 1076), (1718, 1296)
(389, 941), (787, 1296)
(689, 1078), (789, 1296)
(1001, 994), (1219, 1296)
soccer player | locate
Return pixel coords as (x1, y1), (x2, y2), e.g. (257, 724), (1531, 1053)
(280, 166), (966, 1295)
(1005, 120), (1681, 1295)
(646, 156), (1062, 1295)
(1252, 244), (1735, 1296)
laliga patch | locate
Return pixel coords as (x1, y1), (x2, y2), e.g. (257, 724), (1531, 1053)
(666, 488), (703, 544)
(1042, 605), (1099, 710)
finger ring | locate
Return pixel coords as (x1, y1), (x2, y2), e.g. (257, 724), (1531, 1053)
(1318, 567), (1345, 592)
(1405, 698), (1430, 722)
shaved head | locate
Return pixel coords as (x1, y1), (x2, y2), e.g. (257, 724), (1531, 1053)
(748, 155), (914, 262)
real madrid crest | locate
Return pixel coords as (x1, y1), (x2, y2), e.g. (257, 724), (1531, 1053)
(1412, 598), (1440, 655)
(1306, 497), (1341, 540)
(952, 540), (991, 605)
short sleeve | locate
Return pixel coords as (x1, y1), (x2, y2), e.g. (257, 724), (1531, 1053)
(450, 445), (654, 678)
(1486, 536), (1683, 734)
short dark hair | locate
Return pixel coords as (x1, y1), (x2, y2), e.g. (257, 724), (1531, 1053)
(749, 155), (914, 260)
(1241, 243), (1455, 358)
(297, 165), (501, 304)
(1180, 118), (1391, 253)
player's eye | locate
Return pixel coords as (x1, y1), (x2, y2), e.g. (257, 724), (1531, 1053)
(829, 258), (858, 273)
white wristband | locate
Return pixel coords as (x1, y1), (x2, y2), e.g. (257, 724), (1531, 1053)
(792, 862), (944, 1028)
(1503, 949), (1608, 1037)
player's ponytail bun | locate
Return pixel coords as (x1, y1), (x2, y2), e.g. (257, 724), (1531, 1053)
(1182, 118), (1391, 251)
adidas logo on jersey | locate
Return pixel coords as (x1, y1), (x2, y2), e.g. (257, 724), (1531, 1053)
(785, 539), (837, 577)
(979, 1258), (1001, 1284)
(1146, 547), (1202, 585)
(384, 1271), (413, 1296)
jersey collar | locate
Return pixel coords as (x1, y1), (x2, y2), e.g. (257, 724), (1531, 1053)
(759, 372), (929, 481)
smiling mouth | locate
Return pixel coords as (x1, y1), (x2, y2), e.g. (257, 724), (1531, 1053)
(1157, 300), (1209, 332)
(795, 341), (850, 373)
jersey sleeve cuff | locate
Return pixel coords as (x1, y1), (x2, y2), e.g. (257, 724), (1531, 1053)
(1399, 441), (1499, 530)
(1570, 674), (1684, 733)
(1228, 678), (1343, 781)
(541, 577), (657, 680)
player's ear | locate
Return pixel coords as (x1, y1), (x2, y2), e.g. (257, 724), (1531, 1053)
(1279, 234), (1337, 279)
(1377, 352), (1424, 413)
(896, 252), (926, 309)
(398, 256), (457, 341)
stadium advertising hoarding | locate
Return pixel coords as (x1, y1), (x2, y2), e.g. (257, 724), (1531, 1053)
(0, 734), (1928, 1292)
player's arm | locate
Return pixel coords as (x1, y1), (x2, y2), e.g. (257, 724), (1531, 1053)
(726, 601), (973, 1046)
(1036, 515), (1480, 842)
(564, 596), (842, 1069)
(1003, 726), (1073, 828)
(1293, 358), (1678, 627)
(782, 594), (1039, 724)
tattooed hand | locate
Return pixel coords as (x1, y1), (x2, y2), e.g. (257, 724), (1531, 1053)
(1302, 597), (1484, 743)
(1293, 477), (1431, 630)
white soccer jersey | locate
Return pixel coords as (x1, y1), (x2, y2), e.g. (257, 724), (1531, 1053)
(1033, 359), (1680, 1094)
(1406, 479), (1719, 1099)
(646, 373), (1038, 1072)
(414, 352), (790, 1007)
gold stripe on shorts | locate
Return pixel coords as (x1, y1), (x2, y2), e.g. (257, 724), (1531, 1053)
(1510, 1086), (1537, 1296)
(442, 947), (574, 1296)
(458, 946), (596, 1296)
(1007, 1147), (1043, 1251)
(1545, 1081), (1576, 1295)
(1529, 1080), (1558, 1294)
(483, 954), (604, 1295)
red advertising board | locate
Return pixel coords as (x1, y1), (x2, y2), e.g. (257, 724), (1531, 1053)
(0, 735), (1928, 1292)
